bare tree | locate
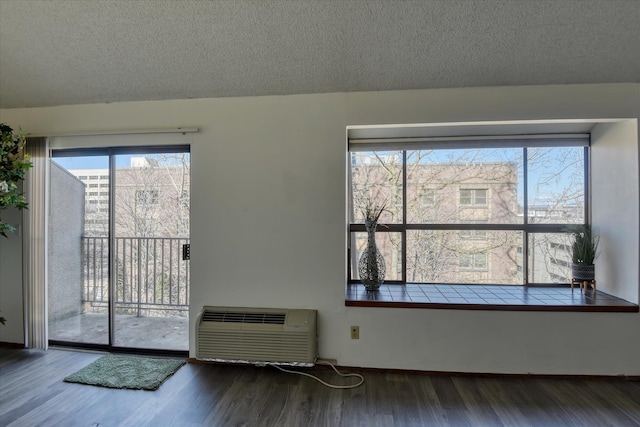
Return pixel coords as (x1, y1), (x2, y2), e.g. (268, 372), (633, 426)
(114, 153), (190, 238)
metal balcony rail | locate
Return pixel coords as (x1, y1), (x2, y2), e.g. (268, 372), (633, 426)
(82, 237), (190, 317)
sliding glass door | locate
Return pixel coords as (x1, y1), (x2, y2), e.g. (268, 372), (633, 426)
(48, 147), (190, 353)
(112, 152), (190, 350)
(49, 155), (110, 345)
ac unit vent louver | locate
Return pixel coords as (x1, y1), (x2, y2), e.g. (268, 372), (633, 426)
(196, 306), (317, 366)
(202, 311), (286, 325)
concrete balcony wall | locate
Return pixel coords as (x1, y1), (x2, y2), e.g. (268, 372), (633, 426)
(48, 161), (85, 321)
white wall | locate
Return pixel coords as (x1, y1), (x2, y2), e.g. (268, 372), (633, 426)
(592, 120), (639, 303)
(1, 83), (639, 375)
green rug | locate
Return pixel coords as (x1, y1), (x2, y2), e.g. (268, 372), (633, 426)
(63, 354), (186, 391)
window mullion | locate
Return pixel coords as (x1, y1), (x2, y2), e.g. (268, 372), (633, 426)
(523, 147), (529, 286)
(347, 152), (354, 283)
(584, 145), (590, 227)
(402, 150), (407, 283)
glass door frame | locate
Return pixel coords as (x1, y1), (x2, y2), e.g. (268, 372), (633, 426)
(48, 145), (190, 357)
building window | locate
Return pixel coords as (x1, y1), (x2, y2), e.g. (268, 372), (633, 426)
(550, 257), (570, 268)
(550, 242), (571, 252)
(460, 189), (487, 206)
(136, 189), (158, 206)
(460, 253), (488, 270)
(89, 184), (98, 188)
(460, 229), (488, 240)
(460, 221), (488, 240)
(420, 189), (435, 206)
(348, 137), (588, 286)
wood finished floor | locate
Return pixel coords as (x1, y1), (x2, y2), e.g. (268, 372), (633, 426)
(1, 348), (640, 427)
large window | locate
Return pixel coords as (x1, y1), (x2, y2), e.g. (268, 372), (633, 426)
(348, 136), (588, 286)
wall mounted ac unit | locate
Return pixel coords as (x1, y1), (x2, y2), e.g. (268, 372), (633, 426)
(196, 306), (317, 366)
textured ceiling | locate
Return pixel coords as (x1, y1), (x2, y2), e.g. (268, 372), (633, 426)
(1, 0), (639, 109)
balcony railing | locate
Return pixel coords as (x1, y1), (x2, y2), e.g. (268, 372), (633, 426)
(82, 237), (190, 317)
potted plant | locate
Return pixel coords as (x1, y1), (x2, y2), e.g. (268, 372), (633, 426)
(1, 123), (32, 238)
(566, 225), (599, 292)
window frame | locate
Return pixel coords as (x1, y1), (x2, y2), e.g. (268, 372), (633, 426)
(348, 136), (590, 287)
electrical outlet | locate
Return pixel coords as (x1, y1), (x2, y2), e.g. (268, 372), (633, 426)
(350, 325), (359, 339)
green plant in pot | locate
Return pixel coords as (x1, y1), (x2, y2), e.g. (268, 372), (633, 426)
(1, 123), (31, 326)
(566, 225), (599, 290)
(1, 123), (32, 238)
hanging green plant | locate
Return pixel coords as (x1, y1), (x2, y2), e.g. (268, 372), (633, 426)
(0, 123), (32, 238)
